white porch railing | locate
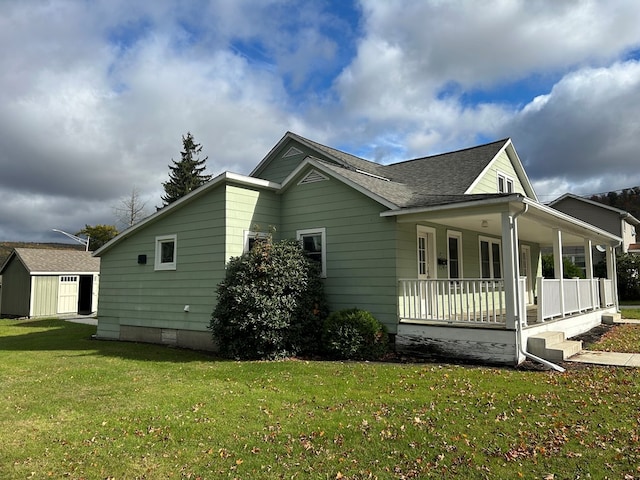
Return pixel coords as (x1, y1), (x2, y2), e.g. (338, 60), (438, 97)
(398, 278), (506, 325)
(600, 278), (616, 307)
(536, 278), (614, 323)
(399, 277), (616, 327)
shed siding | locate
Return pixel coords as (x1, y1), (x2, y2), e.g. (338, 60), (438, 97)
(280, 171), (399, 332)
(32, 276), (59, 317)
(0, 257), (30, 317)
(470, 150), (526, 195)
(97, 186), (227, 342)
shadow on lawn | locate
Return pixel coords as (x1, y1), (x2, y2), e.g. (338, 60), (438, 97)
(0, 318), (225, 364)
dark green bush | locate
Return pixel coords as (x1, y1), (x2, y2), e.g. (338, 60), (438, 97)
(210, 238), (328, 360)
(616, 253), (640, 301)
(542, 254), (585, 279)
(322, 308), (388, 360)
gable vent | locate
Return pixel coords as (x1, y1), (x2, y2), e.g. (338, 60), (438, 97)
(299, 169), (329, 185)
(283, 146), (304, 158)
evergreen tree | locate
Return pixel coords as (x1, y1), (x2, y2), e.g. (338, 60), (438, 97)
(76, 224), (118, 251)
(161, 132), (212, 206)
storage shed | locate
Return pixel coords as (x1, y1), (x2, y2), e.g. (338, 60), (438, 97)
(0, 248), (100, 318)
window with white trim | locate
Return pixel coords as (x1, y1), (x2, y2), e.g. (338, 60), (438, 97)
(447, 231), (463, 279)
(297, 228), (326, 277)
(243, 230), (270, 253)
(479, 237), (501, 278)
(155, 234), (177, 270)
(497, 172), (514, 193)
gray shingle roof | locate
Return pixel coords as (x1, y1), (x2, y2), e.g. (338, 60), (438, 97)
(289, 133), (389, 177)
(300, 137), (510, 208)
(8, 248), (100, 274)
(382, 139), (508, 195)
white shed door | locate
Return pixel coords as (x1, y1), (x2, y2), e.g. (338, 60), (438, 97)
(57, 275), (79, 314)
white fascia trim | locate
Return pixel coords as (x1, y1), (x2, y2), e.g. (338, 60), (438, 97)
(31, 272), (99, 276)
(280, 157), (400, 210)
(94, 172), (280, 257)
(380, 194), (522, 218)
(464, 139), (538, 201)
(224, 172), (281, 190)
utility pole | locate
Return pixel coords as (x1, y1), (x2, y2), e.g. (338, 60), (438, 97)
(52, 229), (90, 251)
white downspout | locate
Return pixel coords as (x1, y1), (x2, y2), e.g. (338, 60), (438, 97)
(511, 203), (565, 372)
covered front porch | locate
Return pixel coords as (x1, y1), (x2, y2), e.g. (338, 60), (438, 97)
(383, 194), (622, 365)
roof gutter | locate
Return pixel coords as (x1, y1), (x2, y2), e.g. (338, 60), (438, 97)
(380, 194), (523, 217)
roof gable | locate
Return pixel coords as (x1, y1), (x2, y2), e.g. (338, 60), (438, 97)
(252, 133), (539, 205)
(250, 132), (386, 184)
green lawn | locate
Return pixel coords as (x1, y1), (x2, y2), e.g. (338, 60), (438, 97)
(1, 318), (639, 479)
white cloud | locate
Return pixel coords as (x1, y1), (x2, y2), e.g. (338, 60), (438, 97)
(1, 0), (640, 241)
(503, 60), (640, 199)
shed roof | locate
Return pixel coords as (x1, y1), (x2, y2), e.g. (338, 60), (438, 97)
(1, 248), (100, 274)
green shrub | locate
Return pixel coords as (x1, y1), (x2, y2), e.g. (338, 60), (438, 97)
(210, 238), (328, 360)
(322, 308), (388, 360)
(616, 253), (640, 301)
(542, 254), (585, 279)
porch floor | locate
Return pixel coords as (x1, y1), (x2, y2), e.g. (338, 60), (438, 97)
(399, 304), (608, 329)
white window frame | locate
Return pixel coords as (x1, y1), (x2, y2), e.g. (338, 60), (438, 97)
(447, 230), (463, 279)
(155, 234), (177, 271)
(497, 172), (514, 193)
(479, 236), (502, 279)
(243, 230), (270, 253)
(297, 228), (326, 277)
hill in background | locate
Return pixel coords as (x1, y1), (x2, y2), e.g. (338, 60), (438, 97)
(589, 186), (640, 219)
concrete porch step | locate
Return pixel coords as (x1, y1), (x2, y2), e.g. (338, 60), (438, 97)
(527, 331), (583, 362)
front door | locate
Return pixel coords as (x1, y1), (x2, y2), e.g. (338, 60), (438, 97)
(417, 226), (436, 318)
(57, 275), (79, 314)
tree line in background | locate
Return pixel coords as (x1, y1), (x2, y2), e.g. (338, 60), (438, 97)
(589, 186), (640, 219)
(78, 132), (212, 250)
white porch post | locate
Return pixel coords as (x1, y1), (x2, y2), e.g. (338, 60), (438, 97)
(501, 211), (518, 329)
(552, 228), (565, 315)
(584, 239), (596, 309)
(606, 245), (619, 309)
(584, 239), (593, 279)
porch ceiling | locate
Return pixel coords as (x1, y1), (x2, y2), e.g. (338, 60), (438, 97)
(386, 196), (621, 248)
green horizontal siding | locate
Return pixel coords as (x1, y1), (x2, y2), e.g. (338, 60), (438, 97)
(98, 187), (227, 334)
(280, 172), (399, 332)
(225, 185), (280, 261)
(98, 182), (283, 340)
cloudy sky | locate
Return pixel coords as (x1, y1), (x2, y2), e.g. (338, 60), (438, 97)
(1, 0), (640, 243)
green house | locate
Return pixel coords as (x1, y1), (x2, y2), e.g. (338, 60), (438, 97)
(94, 132), (621, 366)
